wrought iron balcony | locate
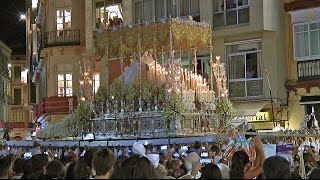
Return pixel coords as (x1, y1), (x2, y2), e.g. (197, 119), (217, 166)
(297, 60), (320, 81)
(41, 29), (80, 48)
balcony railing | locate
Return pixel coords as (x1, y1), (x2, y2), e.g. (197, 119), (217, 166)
(41, 29), (80, 48)
(298, 60), (320, 80)
(33, 96), (78, 119)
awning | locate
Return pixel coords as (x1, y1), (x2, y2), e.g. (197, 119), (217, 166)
(232, 101), (269, 116)
(300, 96), (320, 105)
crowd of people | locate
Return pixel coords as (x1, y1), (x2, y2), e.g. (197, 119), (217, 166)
(1, 137), (320, 179)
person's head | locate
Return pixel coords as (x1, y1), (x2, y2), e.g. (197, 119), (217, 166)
(230, 150), (249, 179)
(22, 159), (32, 178)
(92, 148), (115, 178)
(210, 144), (221, 156)
(291, 172), (302, 179)
(171, 168), (185, 179)
(184, 152), (200, 172)
(74, 157), (91, 179)
(33, 142), (41, 149)
(263, 156), (291, 179)
(0, 156), (14, 179)
(194, 141), (201, 150)
(155, 164), (167, 179)
(31, 154), (49, 173)
(309, 168), (320, 179)
(217, 163), (230, 179)
(114, 155), (128, 170)
(84, 148), (97, 172)
(45, 160), (65, 179)
(65, 161), (76, 179)
(13, 158), (26, 175)
(200, 163), (222, 179)
(111, 154), (156, 179)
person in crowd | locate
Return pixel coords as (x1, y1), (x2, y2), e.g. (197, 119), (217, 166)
(28, 154), (49, 179)
(65, 161), (76, 179)
(179, 152), (202, 179)
(309, 168), (320, 179)
(114, 155), (128, 170)
(74, 157), (91, 179)
(0, 156), (14, 179)
(11, 157), (26, 179)
(217, 162), (230, 179)
(291, 172), (303, 179)
(44, 159), (65, 179)
(200, 163), (222, 179)
(193, 141), (202, 155)
(209, 144), (222, 164)
(262, 156), (291, 179)
(92, 148), (115, 179)
(229, 137), (265, 179)
(170, 168), (185, 179)
(84, 148), (98, 178)
(30, 142), (42, 155)
(20, 159), (32, 179)
(65, 150), (78, 170)
(111, 154), (157, 179)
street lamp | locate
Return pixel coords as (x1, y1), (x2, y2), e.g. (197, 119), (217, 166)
(20, 14), (26, 21)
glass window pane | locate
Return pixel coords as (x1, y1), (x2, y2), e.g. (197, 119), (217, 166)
(180, 0), (189, 17)
(64, 9), (71, 16)
(228, 55), (245, 79)
(143, 0), (153, 21)
(65, 15), (71, 23)
(155, 0), (165, 19)
(94, 73), (100, 80)
(246, 53), (258, 79)
(66, 74), (72, 81)
(226, 9), (237, 26)
(238, 7), (249, 24)
(229, 81), (245, 97)
(66, 81), (72, 87)
(247, 79), (263, 96)
(57, 24), (63, 31)
(58, 74), (64, 81)
(57, 16), (63, 24)
(167, 0), (177, 18)
(57, 10), (63, 17)
(191, 0), (199, 15)
(294, 24), (308, 33)
(58, 81), (64, 88)
(238, 0), (248, 6)
(135, 1), (143, 23)
(14, 66), (21, 79)
(310, 30), (320, 56)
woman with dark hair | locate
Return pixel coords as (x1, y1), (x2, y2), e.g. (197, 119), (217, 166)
(74, 157), (91, 179)
(200, 163), (222, 179)
(111, 154), (157, 179)
(44, 160), (65, 179)
(65, 161), (76, 179)
(229, 137), (265, 179)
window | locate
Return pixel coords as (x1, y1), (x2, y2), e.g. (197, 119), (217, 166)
(57, 73), (72, 97)
(305, 104), (320, 129)
(13, 88), (22, 105)
(93, 73), (100, 94)
(226, 40), (263, 98)
(134, 0), (199, 23)
(213, 0), (249, 28)
(95, 0), (123, 28)
(14, 66), (21, 82)
(294, 22), (320, 60)
(56, 8), (71, 36)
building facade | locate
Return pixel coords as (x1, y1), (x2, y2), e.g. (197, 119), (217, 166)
(9, 55), (32, 140)
(29, 0), (288, 131)
(285, 0), (320, 129)
(0, 41), (12, 139)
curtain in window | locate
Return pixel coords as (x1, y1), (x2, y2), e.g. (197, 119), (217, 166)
(155, 0), (165, 19)
(135, 1), (143, 23)
(143, 0), (153, 21)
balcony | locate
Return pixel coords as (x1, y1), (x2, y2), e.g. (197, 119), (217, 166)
(33, 96), (78, 119)
(41, 29), (80, 48)
(297, 60), (320, 81)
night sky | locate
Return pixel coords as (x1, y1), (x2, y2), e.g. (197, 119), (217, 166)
(0, 0), (26, 54)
